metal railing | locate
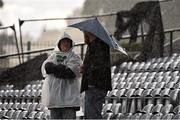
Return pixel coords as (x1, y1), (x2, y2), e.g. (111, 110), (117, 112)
(0, 27), (180, 69)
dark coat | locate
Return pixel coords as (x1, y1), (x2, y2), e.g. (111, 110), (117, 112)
(80, 38), (112, 93)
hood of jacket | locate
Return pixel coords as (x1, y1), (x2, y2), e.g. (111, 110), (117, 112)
(54, 32), (75, 54)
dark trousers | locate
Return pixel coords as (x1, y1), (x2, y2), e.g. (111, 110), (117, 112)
(84, 87), (107, 119)
(50, 108), (76, 119)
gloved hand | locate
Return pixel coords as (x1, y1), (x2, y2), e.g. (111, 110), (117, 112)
(45, 62), (56, 74)
(53, 64), (66, 78)
(54, 64), (76, 79)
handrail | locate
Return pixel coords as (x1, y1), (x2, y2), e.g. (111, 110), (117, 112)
(121, 27), (180, 39)
(0, 43), (85, 59)
(0, 27), (180, 59)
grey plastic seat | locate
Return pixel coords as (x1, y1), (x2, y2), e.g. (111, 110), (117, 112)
(0, 110), (8, 119)
(112, 82), (118, 90)
(173, 114), (180, 119)
(117, 82), (126, 89)
(140, 82), (150, 89)
(17, 110), (28, 119)
(145, 77), (154, 83)
(3, 109), (15, 119)
(140, 113), (152, 120)
(130, 82), (140, 89)
(36, 103), (46, 111)
(102, 112), (113, 119)
(144, 62), (151, 71)
(160, 104), (173, 115)
(171, 71), (179, 77)
(155, 82), (165, 89)
(6, 102), (13, 110)
(141, 89), (153, 106)
(29, 103), (38, 113)
(110, 113), (124, 119)
(138, 76), (147, 83)
(171, 76), (179, 83)
(130, 113), (142, 120)
(11, 110), (22, 119)
(116, 89), (126, 99)
(174, 82), (180, 89)
(163, 62), (171, 71)
(131, 62), (139, 71)
(34, 111), (44, 119)
(130, 77), (140, 83)
(138, 62), (145, 71)
(102, 103), (113, 115)
(173, 105), (180, 115)
(17, 102), (26, 110)
(40, 112), (50, 119)
(151, 113), (163, 120)
(154, 76), (163, 82)
(151, 104), (163, 114)
(147, 82), (157, 89)
(170, 89), (180, 106)
(160, 88), (171, 105)
(141, 104), (154, 114)
(124, 82), (133, 89)
(155, 71), (164, 78)
(27, 111), (37, 119)
(162, 76), (171, 83)
(161, 113), (174, 120)
(22, 102), (32, 111)
(165, 82), (175, 89)
(111, 103), (121, 115)
(11, 103), (21, 110)
(0, 102), (8, 110)
(151, 88), (162, 104)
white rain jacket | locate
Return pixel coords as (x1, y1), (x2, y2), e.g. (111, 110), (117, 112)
(41, 32), (82, 108)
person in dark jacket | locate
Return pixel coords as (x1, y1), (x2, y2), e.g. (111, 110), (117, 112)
(80, 31), (112, 119)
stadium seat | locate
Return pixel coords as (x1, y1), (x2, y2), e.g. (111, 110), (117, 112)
(3, 109), (15, 119)
(34, 111), (44, 119)
(174, 82), (180, 89)
(173, 105), (180, 115)
(160, 88), (171, 105)
(170, 89), (180, 106)
(11, 110), (22, 119)
(140, 82), (150, 89)
(141, 89), (153, 106)
(151, 113), (163, 119)
(151, 104), (163, 114)
(173, 114), (180, 119)
(17, 110), (28, 119)
(161, 113), (174, 120)
(160, 104), (173, 115)
(102, 103), (113, 115)
(155, 82), (165, 89)
(140, 113), (152, 119)
(27, 111), (37, 119)
(0, 110), (8, 119)
(11, 102), (20, 110)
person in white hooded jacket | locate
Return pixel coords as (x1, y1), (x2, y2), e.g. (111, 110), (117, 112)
(41, 32), (82, 119)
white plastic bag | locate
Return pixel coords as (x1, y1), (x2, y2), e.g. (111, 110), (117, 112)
(41, 79), (50, 107)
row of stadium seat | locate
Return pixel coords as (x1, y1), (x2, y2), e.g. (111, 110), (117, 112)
(102, 103), (180, 115)
(0, 89), (41, 103)
(112, 81), (180, 90)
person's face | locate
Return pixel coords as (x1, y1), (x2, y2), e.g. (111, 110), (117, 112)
(59, 38), (72, 52)
(83, 32), (95, 45)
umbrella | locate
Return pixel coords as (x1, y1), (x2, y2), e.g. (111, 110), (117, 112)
(68, 18), (128, 55)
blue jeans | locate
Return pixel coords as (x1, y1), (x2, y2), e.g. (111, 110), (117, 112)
(85, 87), (107, 119)
(50, 108), (76, 119)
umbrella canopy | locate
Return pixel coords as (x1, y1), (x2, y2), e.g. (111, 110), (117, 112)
(68, 18), (128, 55)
